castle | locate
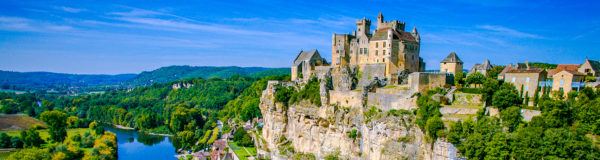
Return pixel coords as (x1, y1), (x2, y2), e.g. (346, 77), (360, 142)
(291, 13), (425, 84)
(331, 13), (425, 81)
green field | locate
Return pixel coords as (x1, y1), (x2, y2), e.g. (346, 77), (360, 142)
(0, 149), (18, 159)
(0, 128), (91, 140)
(228, 142), (257, 160)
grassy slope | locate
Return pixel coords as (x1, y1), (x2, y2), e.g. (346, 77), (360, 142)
(228, 142), (257, 160)
(0, 114), (47, 131)
(0, 128), (91, 140)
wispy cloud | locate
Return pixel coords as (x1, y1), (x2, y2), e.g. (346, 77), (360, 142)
(56, 6), (87, 13)
(476, 25), (547, 39)
(0, 16), (72, 32)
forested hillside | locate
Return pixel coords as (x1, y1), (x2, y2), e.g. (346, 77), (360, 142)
(0, 73), (290, 152)
(123, 66), (289, 87)
(0, 70), (136, 91)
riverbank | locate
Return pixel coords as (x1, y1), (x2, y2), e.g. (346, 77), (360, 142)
(113, 124), (134, 130)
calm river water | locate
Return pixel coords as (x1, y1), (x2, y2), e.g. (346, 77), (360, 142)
(105, 127), (178, 160)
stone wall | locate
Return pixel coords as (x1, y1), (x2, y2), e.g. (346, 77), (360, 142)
(452, 93), (482, 106)
(367, 89), (416, 111)
(408, 72), (452, 94)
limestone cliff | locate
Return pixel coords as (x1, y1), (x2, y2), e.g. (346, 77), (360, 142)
(259, 80), (459, 160)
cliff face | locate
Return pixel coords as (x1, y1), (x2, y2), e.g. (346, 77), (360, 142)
(259, 80), (459, 160)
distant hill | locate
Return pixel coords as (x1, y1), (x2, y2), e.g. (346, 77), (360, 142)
(0, 66), (291, 91)
(123, 66), (290, 87)
(0, 70), (136, 91)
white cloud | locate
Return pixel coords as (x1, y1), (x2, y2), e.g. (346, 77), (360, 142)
(56, 6), (87, 13)
(0, 16), (72, 32)
(476, 25), (547, 39)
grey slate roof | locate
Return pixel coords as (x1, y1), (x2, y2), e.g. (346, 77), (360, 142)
(293, 49), (320, 66)
(588, 59), (600, 72)
(441, 52), (463, 63)
(472, 60), (493, 71)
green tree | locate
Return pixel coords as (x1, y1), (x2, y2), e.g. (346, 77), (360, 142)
(6, 147), (50, 160)
(20, 127), (44, 147)
(447, 121), (463, 146)
(425, 116), (445, 142)
(524, 92), (529, 106)
(454, 71), (465, 86)
(511, 126), (543, 160)
(481, 78), (500, 105)
(500, 106), (522, 132)
(466, 72), (485, 87)
(492, 89), (522, 110)
(533, 86), (540, 106)
(487, 66), (505, 79)
(89, 121), (104, 136)
(484, 133), (510, 160)
(40, 110), (68, 142)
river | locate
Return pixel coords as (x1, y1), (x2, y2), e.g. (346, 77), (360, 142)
(104, 127), (178, 160)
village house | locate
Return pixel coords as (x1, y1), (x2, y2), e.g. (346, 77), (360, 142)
(503, 62), (547, 98)
(552, 70), (586, 95)
(469, 60), (493, 76)
(578, 58), (600, 77)
(440, 52), (463, 75)
(498, 63), (528, 80)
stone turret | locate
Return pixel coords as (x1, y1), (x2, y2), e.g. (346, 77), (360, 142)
(412, 27), (420, 42)
(356, 18), (371, 37)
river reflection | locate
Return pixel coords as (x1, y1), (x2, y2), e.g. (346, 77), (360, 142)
(104, 127), (178, 160)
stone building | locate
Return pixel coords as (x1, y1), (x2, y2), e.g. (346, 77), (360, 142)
(291, 50), (328, 81)
(552, 70), (586, 95)
(503, 63), (547, 98)
(331, 13), (425, 83)
(440, 52), (463, 75)
(578, 58), (600, 77)
(498, 63), (528, 80)
(469, 60), (493, 76)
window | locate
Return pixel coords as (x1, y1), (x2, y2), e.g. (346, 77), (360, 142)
(526, 77), (530, 83)
(383, 42), (386, 47)
(383, 50), (386, 55)
(360, 48), (363, 54)
(375, 50), (378, 56)
(376, 42), (378, 48)
(383, 58), (385, 62)
(512, 77), (516, 83)
(560, 79), (564, 85)
(525, 86), (529, 91)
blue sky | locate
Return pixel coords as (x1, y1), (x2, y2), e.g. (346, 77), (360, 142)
(0, 0), (599, 74)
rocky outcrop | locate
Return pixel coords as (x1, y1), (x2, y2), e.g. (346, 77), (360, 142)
(259, 80), (460, 160)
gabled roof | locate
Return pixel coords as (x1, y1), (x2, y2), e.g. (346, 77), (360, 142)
(370, 29), (417, 41)
(472, 60), (493, 71)
(293, 49), (320, 66)
(585, 59), (600, 72)
(441, 52), (463, 63)
(554, 70), (586, 76)
(506, 68), (545, 74)
(548, 64), (580, 77)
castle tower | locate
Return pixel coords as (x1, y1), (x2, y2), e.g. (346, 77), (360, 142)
(440, 52), (463, 75)
(356, 18), (371, 37)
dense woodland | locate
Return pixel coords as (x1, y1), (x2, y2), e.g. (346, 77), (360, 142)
(419, 70), (600, 159)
